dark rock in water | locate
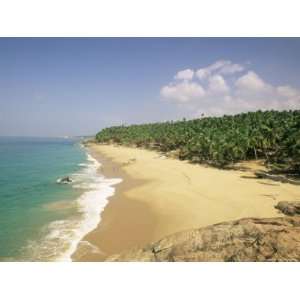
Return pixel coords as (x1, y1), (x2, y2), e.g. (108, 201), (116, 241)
(106, 215), (300, 262)
(57, 176), (73, 184)
(275, 201), (300, 216)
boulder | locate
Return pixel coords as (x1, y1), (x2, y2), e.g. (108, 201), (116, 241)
(275, 201), (300, 216)
(255, 171), (300, 185)
(106, 215), (300, 262)
(57, 176), (73, 184)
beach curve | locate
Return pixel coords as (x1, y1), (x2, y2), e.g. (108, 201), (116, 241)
(72, 143), (300, 261)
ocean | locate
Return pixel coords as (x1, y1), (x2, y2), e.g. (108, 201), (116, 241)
(0, 137), (121, 261)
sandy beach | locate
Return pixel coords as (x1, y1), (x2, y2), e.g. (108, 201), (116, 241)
(72, 144), (300, 261)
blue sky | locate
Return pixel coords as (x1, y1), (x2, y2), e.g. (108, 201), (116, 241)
(0, 38), (300, 136)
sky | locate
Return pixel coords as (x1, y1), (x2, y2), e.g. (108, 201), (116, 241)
(0, 38), (300, 137)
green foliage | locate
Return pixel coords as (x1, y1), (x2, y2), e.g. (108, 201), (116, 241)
(96, 110), (300, 174)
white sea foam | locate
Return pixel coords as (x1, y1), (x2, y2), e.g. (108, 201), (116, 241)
(59, 153), (122, 261)
(25, 151), (122, 262)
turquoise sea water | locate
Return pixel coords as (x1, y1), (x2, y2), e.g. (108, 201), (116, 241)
(0, 137), (122, 261)
(0, 137), (87, 261)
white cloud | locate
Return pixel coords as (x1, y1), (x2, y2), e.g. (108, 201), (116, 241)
(174, 69), (194, 80)
(277, 85), (300, 98)
(208, 75), (229, 94)
(235, 71), (268, 91)
(160, 60), (300, 116)
(196, 60), (244, 80)
(161, 81), (205, 103)
(219, 63), (244, 75)
(196, 68), (209, 80)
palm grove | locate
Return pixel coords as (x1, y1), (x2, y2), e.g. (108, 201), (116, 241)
(96, 111), (300, 176)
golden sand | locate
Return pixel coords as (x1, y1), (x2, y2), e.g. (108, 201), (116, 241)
(72, 144), (300, 261)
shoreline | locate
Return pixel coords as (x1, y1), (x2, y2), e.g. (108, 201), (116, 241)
(72, 145), (157, 261)
(46, 151), (122, 262)
(72, 143), (300, 261)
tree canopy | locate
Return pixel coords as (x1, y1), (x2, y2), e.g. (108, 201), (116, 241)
(96, 110), (300, 175)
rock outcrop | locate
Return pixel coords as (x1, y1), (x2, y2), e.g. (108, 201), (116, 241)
(255, 171), (300, 185)
(275, 201), (300, 216)
(56, 176), (73, 184)
(106, 202), (300, 262)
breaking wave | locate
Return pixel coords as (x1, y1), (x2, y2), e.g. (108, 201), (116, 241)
(22, 152), (122, 261)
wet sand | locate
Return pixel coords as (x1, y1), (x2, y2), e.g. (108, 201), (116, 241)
(72, 147), (157, 261)
(72, 144), (300, 261)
